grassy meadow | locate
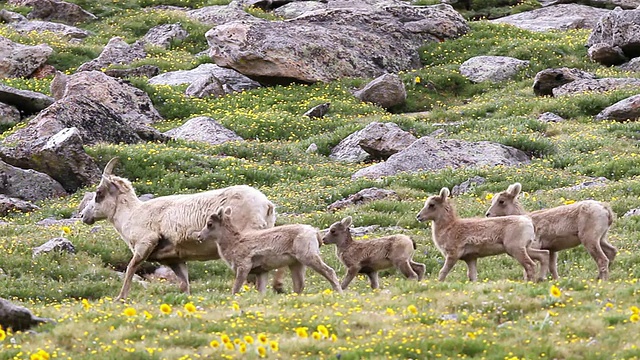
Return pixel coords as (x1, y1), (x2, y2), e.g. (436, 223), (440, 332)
(2, 1), (640, 359)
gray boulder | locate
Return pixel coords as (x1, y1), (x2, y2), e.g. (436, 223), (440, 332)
(0, 297), (52, 332)
(303, 102), (330, 118)
(553, 77), (640, 96)
(9, 0), (97, 24)
(77, 37), (146, 72)
(149, 63), (261, 93)
(329, 128), (371, 163)
(9, 20), (91, 39)
(0, 194), (39, 215)
(273, 1), (327, 18)
(0, 9), (27, 23)
(587, 7), (640, 60)
(588, 43), (628, 66)
(0, 102), (20, 127)
(32, 237), (76, 257)
(0, 83), (55, 115)
(459, 56), (529, 83)
(595, 94), (640, 121)
(104, 65), (160, 79)
(451, 175), (486, 196)
(0, 160), (66, 201)
(352, 137), (530, 180)
(490, 4), (610, 32)
(620, 57), (640, 71)
(187, 1), (258, 25)
(533, 67), (596, 96)
(354, 73), (407, 109)
(164, 116), (243, 145)
(185, 74), (225, 98)
(142, 23), (189, 49)
(206, 3), (469, 83)
(537, 112), (565, 122)
(0, 36), (53, 78)
(357, 122), (417, 160)
(327, 187), (398, 211)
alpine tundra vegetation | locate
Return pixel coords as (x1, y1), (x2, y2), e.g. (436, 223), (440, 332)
(1, 0), (640, 359)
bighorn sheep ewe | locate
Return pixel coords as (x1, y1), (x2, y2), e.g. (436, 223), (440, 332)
(485, 182), (616, 280)
(80, 158), (277, 301)
(416, 188), (549, 282)
(322, 216), (426, 290)
(197, 207), (342, 295)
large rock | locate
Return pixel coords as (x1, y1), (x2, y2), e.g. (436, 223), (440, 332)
(620, 57), (640, 72)
(164, 116), (243, 145)
(588, 43), (628, 66)
(0, 195), (39, 215)
(354, 73), (406, 109)
(459, 56), (529, 83)
(104, 65), (160, 79)
(149, 63), (261, 92)
(0, 36), (53, 78)
(185, 74), (225, 98)
(9, 0), (97, 24)
(273, 1), (327, 18)
(553, 77), (640, 96)
(186, 1), (258, 25)
(32, 237), (76, 257)
(0, 84), (55, 116)
(587, 7), (640, 60)
(0, 297), (52, 332)
(0, 160), (66, 201)
(77, 37), (146, 72)
(595, 94), (640, 121)
(0, 9), (27, 23)
(490, 4), (610, 32)
(0, 102), (20, 126)
(142, 23), (189, 49)
(532, 67), (596, 96)
(9, 20), (91, 39)
(1, 127), (101, 192)
(206, 3), (469, 83)
(327, 187), (398, 211)
(352, 137), (530, 179)
(357, 122), (417, 160)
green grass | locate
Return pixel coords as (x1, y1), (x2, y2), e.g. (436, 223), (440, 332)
(2, 1), (640, 359)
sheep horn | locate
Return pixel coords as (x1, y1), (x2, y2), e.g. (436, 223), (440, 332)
(103, 157), (120, 176)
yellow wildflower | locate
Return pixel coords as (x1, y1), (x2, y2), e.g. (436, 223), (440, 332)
(414, 76), (421, 84)
(160, 304), (172, 315)
(232, 302), (240, 311)
(225, 342), (234, 350)
(0, 326), (5, 341)
(485, 193), (493, 200)
(331, 333), (338, 342)
(210, 340), (220, 349)
(244, 335), (254, 344)
(257, 346), (267, 358)
(258, 333), (268, 344)
(82, 299), (91, 310)
(123, 307), (136, 317)
(62, 226), (71, 235)
(184, 302), (196, 313)
(386, 308), (395, 316)
(269, 340), (279, 352)
(317, 324), (329, 338)
(295, 327), (308, 338)
(239, 343), (247, 354)
(631, 313), (639, 323)
(550, 285), (561, 298)
(312, 331), (321, 340)
(467, 332), (476, 340)
(233, 338), (242, 345)
(631, 306), (639, 314)
(221, 334), (231, 344)
(407, 305), (418, 314)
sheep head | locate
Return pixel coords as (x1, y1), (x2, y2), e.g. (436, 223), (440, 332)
(198, 206), (232, 242)
(81, 158), (134, 225)
(416, 187), (451, 222)
(485, 182), (525, 217)
(322, 216), (352, 245)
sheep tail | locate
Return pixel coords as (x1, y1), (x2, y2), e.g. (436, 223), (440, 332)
(316, 231), (323, 247)
(604, 202), (616, 226)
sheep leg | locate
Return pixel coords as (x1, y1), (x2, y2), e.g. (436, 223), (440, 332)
(584, 243), (610, 280)
(340, 267), (360, 290)
(255, 272), (269, 294)
(548, 251), (559, 280)
(168, 262), (190, 294)
(232, 265), (251, 294)
(464, 257), (478, 282)
(396, 260), (419, 280)
(366, 271), (380, 289)
(508, 249), (536, 282)
(271, 267), (287, 294)
(115, 240), (158, 301)
(410, 261), (426, 281)
(289, 263), (306, 294)
(600, 235), (617, 265)
(438, 256), (458, 281)
(526, 248), (549, 281)
(301, 256), (342, 293)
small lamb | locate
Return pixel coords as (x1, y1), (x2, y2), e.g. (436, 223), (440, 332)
(322, 216), (426, 290)
(485, 182), (616, 280)
(416, 187), (549, 282)
(197, 207), (342, 294)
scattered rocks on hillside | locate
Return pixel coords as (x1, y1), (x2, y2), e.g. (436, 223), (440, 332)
(9, 19), (91, 39)
(490, 4), (610, 32)
(553, 77), (640, 96)
(36, 217), (80, 226)
(0, 194), (39, 215)
(164, 116), (243, 145)
(459, 56), (529, 83)
(451, 176), (486, 196)
(595, 94), (640, 121)
(32, 237), (76, 257)
(537, 112), (565, 122)
(357, 122), (417, 160)
(206, 3), (469, 83)
(588, 43), (628, 66)
(0, 84), (55, 116)
(532, 67), (596, 96)
(9, 0), (97, 24)
(0, 160), (66, 201)
(553, 177), (609, 192)
(620, 57), (640, 72)
(352, 137), (530, 180)
(0, 102), (20, 126)
(587, 7), (640, 62)
(104, 65), (160, 79)
(327, 187), (399, 211)
(0, 297), (52, 332)
(623, 207), (640, 217)
(303, 102), (330, 118)
(0, 36), (53, 78)
(149, 63), (261, 93)
(142, 23), (189, 49)
(77, 37), (146, 72)
(354, 73), (407, 109)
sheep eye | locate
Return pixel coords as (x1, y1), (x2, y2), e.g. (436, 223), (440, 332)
(330, 229), (335, 234)
(95, 189), (105, 202)
(428, 204), (435, 208)
(499, 200), (505, 205)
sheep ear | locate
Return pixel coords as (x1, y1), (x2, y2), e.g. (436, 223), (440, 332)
(215, 206), (224, 217)
(103, 157), (119, 176)
(439, 187), (450, 199)
(507, 183), (522, 197)
(341, 216), (352, 228)
(223, 206), (232, 217)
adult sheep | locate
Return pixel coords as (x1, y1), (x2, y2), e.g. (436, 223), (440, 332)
(80, 158), (277, 301)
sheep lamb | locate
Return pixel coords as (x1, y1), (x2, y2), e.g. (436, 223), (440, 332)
(485, 182), (616, 280)
(80, 158), (278, 301)
(416, 187), (549, 282)
(197, 206), (343, 294)
(322, 216), (426, 290)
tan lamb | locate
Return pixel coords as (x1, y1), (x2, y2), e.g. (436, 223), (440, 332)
(485, 182), (616, 280)
(197, 207), (343, 295)
(322, 216), (426, 290)
(416, 187), (549, 282)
